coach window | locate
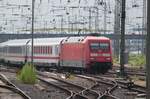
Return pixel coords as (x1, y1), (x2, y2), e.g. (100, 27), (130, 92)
(16, 47), (22, 54)
(45, 46), (47, 54)
(48, 46), (52, 54)
(0, 48), (1, 53)
(3, 47), (6, 53)
(43, 46), (45, 54)
(40, 46), (42, 54)
(46, 46), (48, 54)
(41, 46), (43, 54)
(55, 46), (59, 55)
(33, 46), (36, 54)
(47, 46), (49, 54)
(42, 46), (44, 54)
(36, 46), (38, 54)
(42, 46), (43, 54)
(39, 46), (41, 54)
(44, 46), (46, 54)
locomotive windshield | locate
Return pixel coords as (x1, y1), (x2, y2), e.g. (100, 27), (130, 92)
(90, 43), (99, 50)
(90, 42), (109, 51)
(99, 43), (109, 50)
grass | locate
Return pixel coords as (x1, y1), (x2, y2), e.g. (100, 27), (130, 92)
(113, 54), (145, 68)
(128, 54), (145, 68)
(113, 56), (120, 65)
(17, 63), (37, 84)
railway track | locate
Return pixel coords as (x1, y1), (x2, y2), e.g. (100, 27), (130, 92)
(37, 77), (73, 99)
(94, 76), (146, 99)
(116, 80), (146, 93)
(0, 73), (30, 99)
(0, 65), (146, 99)
(0, 72), (72, 99)
(77, 74), (146, 99)
(1, 65), (100, 99)
(108, 70), (146, 77)
(38, 71), (100, 99)
(111, 66), (146, 76)
(0, 69), (73, 99)
(38, 72), (121, 99)
(76, 75), (118, 96)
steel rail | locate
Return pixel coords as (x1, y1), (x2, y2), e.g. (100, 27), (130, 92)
(38, 77), (73, 99)
(76, 75), (118, 98)
(38, 72), (100, 99)
(0, 73), (31, 99)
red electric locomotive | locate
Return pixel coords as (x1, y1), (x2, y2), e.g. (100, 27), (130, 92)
(60, 36), (112, 73)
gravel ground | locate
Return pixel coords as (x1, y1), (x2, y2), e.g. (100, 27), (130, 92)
(11, 79), (69, 99)
(62, 76), (95, 88)
(41, 72), (95, 88)
(0, 87), (23, 99)
(91, 83), (112, 94)
(1, 70), (145, 99)
(112, 86), (138, 99)
(1, 72), (70, 99)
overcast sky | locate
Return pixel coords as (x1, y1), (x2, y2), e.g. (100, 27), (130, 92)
(0, 0), (144, 34)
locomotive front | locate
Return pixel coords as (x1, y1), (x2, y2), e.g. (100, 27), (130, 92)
(86, 37), (112, 73)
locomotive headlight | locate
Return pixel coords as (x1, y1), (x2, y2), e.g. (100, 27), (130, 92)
(102, 53), (110, 57)
(106, 58), (110, 60)
(90, 57), (95, 60)
(90, 53), (98, 57)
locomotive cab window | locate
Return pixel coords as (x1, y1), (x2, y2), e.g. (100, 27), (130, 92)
(90, 42), (109, 51)
(99, 43), (109, 51)
(90, 43), (99, 50)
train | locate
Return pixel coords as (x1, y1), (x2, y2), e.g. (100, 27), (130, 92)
(0, 36), (112, 73)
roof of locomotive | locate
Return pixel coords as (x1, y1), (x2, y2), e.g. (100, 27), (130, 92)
(86, 36), (110, 40)
(61, 36), (110, 43)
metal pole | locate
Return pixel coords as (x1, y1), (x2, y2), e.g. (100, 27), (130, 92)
(68, 16), (70, 33)
(96, 7), (99, 33)
(75, 15), (77, 32)
(31, 0), (35, 65)
(95, 7), (98, 33)
(142, 0), (146, 54)
(89, 8), (91, 32)
(120, 0), (126, 77)
(94, 7), (98, 33)
(137, 24), (140, 54)
(104, 2), (107, 34)
(146, 0), (150, 98)
(61, 16), (63, 33)
(114, 0), (121, 59)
